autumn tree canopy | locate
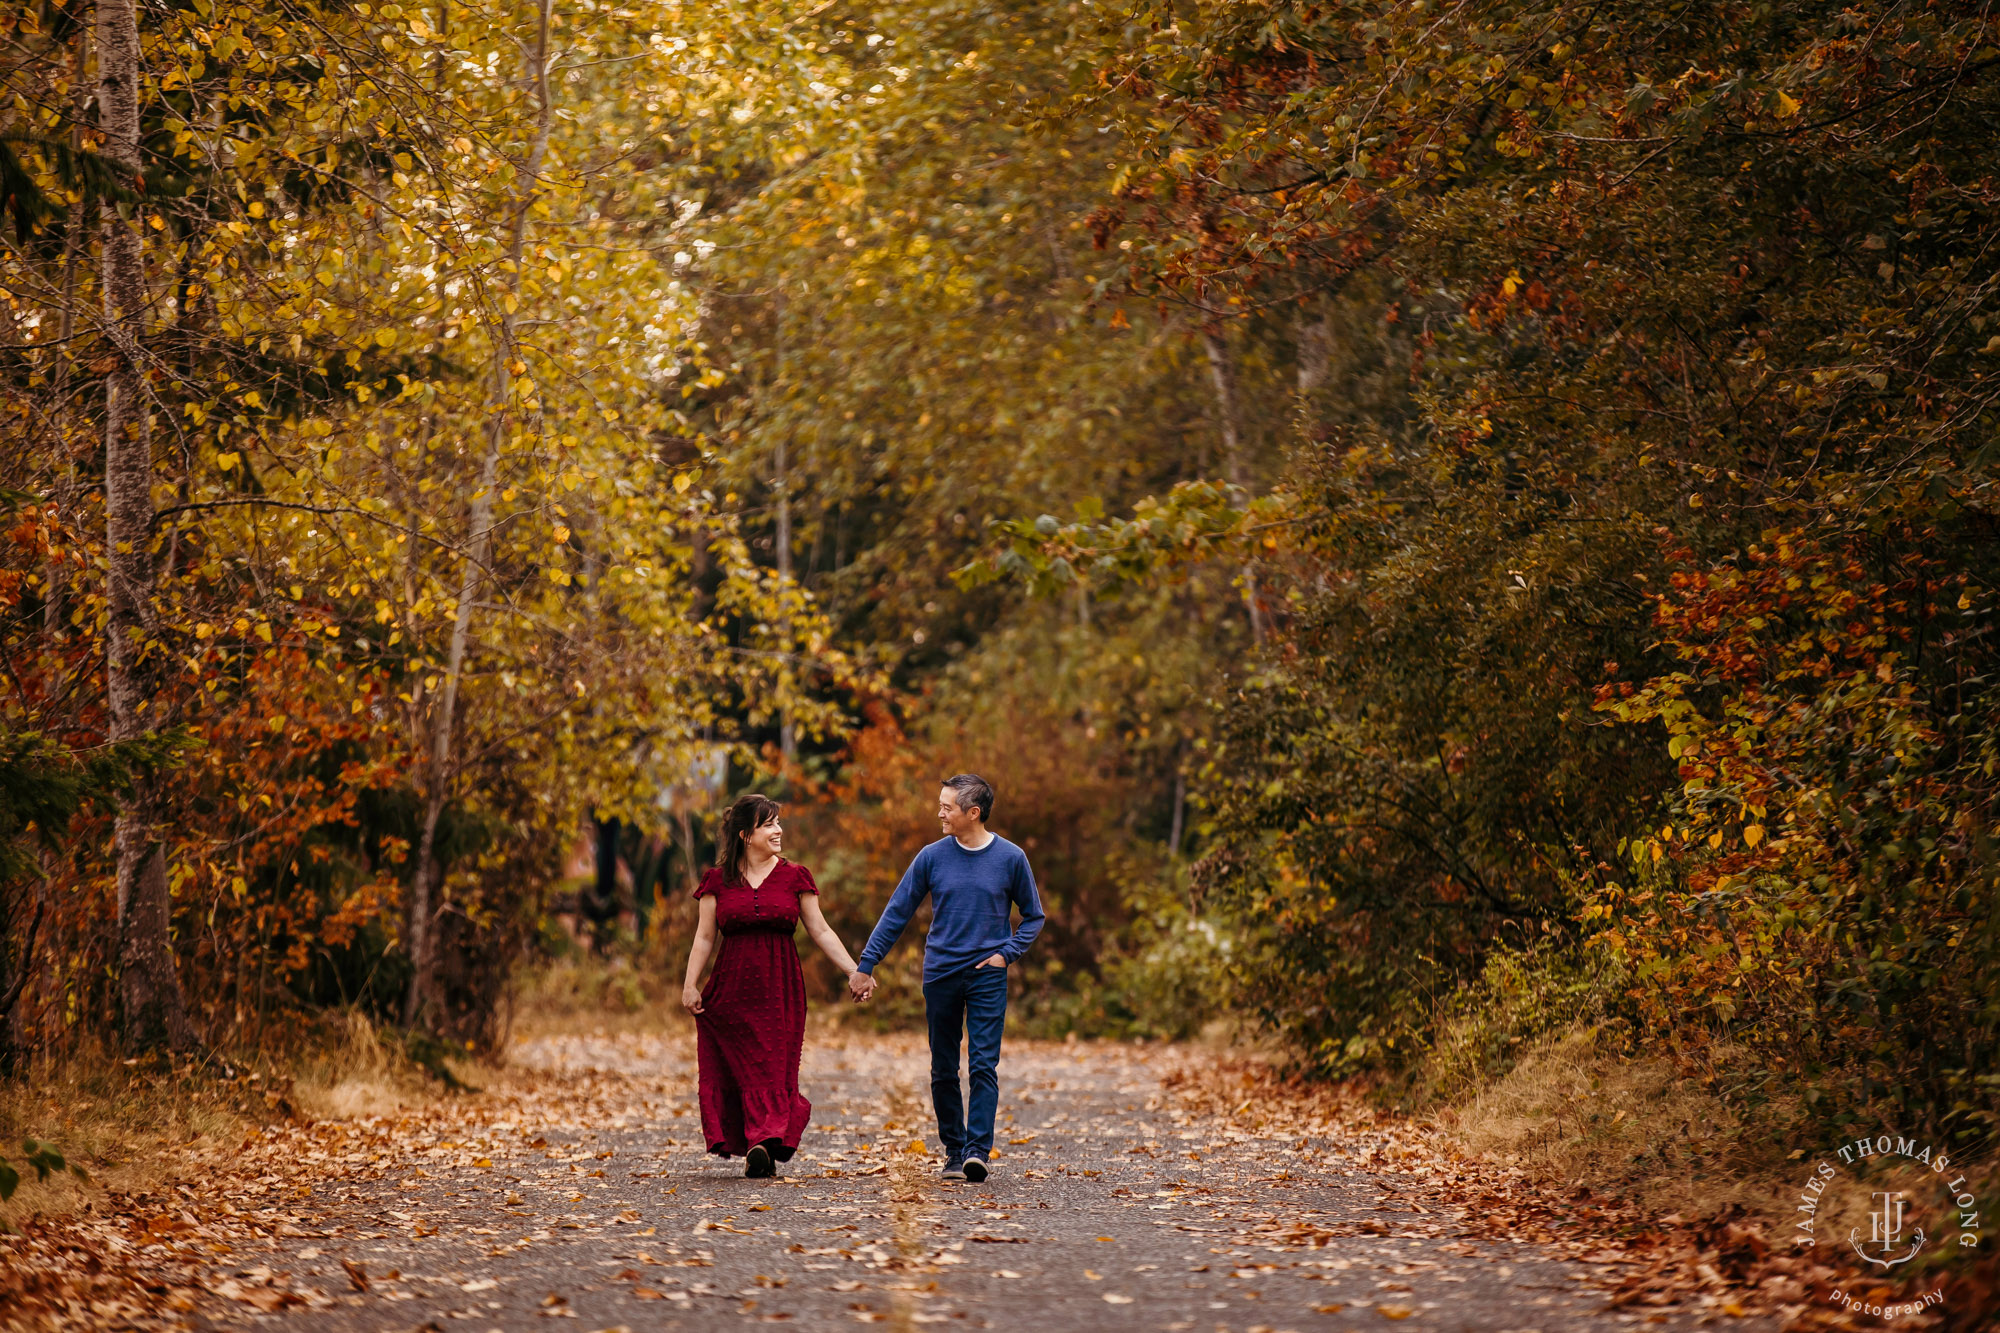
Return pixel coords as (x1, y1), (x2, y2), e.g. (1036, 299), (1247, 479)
(3, 0), (1997, 1147)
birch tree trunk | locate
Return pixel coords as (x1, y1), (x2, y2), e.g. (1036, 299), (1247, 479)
(405, 0), (555, 1029)
(1201, 329), (1266, 645)
(773, 295), (797, 765)
(45, 25), (89, 634)
(775, 435), (798, 764)
(99, 0), (194, 1052)
(1296, 302), (1332, 396)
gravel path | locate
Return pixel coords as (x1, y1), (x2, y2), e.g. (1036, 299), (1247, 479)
(186, 1029), (1723, 1332)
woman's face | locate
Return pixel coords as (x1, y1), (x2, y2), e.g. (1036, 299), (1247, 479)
(744, 814), (784, 861)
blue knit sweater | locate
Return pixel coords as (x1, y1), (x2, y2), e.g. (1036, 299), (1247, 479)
(856, 835), (1045, 983)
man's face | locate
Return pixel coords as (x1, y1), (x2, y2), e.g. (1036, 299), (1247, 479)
(938, 787), (981, 838)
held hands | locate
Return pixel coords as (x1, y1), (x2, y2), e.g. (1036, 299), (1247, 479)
(681, 983), (704, 1015)
(847, 970), (877, 1003)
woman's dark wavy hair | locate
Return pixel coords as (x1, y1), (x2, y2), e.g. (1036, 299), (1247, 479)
(714, 793), (782, 884)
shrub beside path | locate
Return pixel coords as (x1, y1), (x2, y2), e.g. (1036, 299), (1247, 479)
(2, 1031), (1816, 1330)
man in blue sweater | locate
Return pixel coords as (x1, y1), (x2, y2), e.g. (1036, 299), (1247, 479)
(849, 773), (1044, 1183)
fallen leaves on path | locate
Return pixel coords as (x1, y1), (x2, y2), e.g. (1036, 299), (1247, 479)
(10, 1027), (1986, 1331)
(1154, 1053), (1998, 1331)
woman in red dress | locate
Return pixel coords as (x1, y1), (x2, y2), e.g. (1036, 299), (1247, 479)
(680, 794), (869, 1178)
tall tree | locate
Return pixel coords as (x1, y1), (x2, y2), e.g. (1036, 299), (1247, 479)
(97, 0), (192, 1052)
(404, 0), (556, 1031)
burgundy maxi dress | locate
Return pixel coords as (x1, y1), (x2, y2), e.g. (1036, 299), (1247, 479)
(693, 860), (816, 1161)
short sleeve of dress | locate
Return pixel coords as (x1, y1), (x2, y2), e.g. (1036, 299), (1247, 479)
(789, 862), (819, 896)
(694, 867), (725, 900)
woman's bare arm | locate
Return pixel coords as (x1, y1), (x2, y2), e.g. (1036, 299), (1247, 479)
(681, 896), (719, 1013)
(798, 894), (860, 976)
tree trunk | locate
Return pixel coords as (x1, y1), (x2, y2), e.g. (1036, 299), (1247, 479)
(99, 0), (194, 1054)
(0, 888), (45, 1076)
(1296, 300), (1333, 450)
(405, 0), (556, 1029)
(773, 296), (797, 765)
(1201, 329), (1266, 645)
(775, 432), (797, 764)
(676, 806), (700, 898)
(1296, 302), (1332, 397)
(45, 25), (89, 634)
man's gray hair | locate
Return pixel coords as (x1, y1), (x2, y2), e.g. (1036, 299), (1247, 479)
(941, 773), (995, 824)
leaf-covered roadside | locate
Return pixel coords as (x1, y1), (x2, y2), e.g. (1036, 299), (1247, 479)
(0, 1056), (651, 1328)
(0, 1028), (1907, 1332)
(1157, 1055), (1998, 1331)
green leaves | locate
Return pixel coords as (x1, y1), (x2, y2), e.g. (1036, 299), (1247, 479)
(959, 482), (1293, 599)
(0, 1139), (89, 1202)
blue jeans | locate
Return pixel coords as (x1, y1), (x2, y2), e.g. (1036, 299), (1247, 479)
(923, 962), (1008, 1160)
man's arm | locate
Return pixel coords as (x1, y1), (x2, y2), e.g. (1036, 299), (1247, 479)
(856, 849), (930, 974)
(999, 849), (1046, 963)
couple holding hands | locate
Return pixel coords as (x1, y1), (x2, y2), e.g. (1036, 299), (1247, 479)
(679, 774), (1044, 1183)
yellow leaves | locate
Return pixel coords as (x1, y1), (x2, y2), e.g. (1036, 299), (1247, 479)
(904, 1138), (927, 1154)
(1378, 1305), (1417, 1319)
(507, 358), (528, 377)
(1775, 91), (1801, 117)
(552, 525), (571, 544)
(217, 451), (241, 470)
(672, 473), (693, 494)
(1743, 824), (1765, 847)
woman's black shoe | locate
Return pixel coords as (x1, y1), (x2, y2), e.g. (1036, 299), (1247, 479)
(745, 1144), (775, 1178)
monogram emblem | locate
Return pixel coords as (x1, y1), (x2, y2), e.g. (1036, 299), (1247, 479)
(1849, 1190), (1925, 1269)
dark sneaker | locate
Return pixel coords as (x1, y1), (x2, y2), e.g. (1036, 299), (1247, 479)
(941, 1159), (966, 1180)
(745, 1144), (775, 1179)
(962, 1156), (989, 1184)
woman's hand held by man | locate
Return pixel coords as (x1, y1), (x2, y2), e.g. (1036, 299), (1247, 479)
(847, 970), (876, 1003)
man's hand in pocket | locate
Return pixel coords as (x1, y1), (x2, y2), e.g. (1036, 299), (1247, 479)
(979, 953), (1007, 969)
